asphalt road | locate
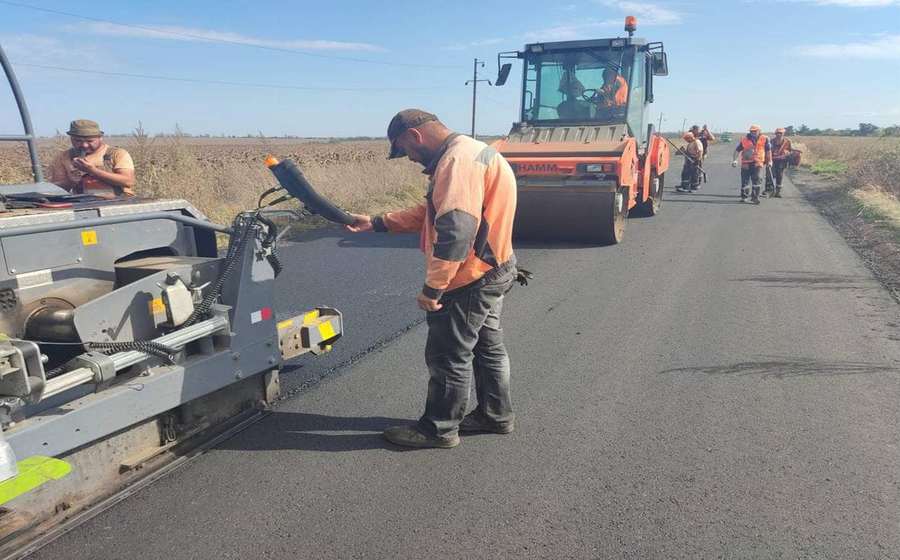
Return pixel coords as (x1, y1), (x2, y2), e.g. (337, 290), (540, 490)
(31, 146), (900, 559)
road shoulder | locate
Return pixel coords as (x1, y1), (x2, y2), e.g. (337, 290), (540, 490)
(790, 168), (900, 302)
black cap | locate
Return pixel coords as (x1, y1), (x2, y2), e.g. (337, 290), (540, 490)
(387, 109), (438, 159)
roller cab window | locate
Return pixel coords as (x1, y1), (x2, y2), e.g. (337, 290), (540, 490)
(521, 46), (634, 125)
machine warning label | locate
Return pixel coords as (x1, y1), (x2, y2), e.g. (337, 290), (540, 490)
(250, 307), (273, 324)
(81, 230), (98, 246)
(16, 269), (53, 290)
(149, 298), (166, 315)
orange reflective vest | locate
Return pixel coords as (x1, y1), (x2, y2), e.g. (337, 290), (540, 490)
(739, 135), (768, 166)
(772, 137), (792, 160)
(600, 76), (628, 107)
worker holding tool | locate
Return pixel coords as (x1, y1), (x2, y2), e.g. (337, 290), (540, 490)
(345, 109), (520, 449)
(732, 124), (771, 204)
(49, 119), (136, 198)
(676, 131), (704, 193)
(769, 127), (792, 198)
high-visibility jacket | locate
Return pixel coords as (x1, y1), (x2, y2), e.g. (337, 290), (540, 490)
(739, 134), (769, 166)
(599, 76), (628, 108)
(373, 134), (517, 300)
(772, 137), (792, 160)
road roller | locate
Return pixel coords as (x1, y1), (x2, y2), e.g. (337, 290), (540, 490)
(492, 16), (670, 244)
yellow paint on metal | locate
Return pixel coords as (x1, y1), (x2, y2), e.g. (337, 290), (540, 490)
(302, 310), (319, 325)
(318, 320), (336, 340)
(149, 298), (165, 315)
(277, 319), (294, 330)
(81, 230), (98, 246)
(0, 456), (71, 505)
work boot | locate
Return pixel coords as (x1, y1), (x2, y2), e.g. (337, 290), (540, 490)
(383, 425), (460, 449)
(774, 187), (782, 198)
(459, 411), (515, 434)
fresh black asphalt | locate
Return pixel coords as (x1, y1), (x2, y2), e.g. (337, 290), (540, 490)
(30, 146), (900, 559)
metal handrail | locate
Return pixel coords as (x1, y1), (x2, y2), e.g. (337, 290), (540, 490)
(0, 43), (44, 183)
(0, 212), (232, 238)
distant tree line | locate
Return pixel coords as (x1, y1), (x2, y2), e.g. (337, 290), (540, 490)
(789, 123), (900, 137)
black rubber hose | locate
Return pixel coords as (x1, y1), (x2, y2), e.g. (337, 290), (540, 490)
(268, 159), (355, 226)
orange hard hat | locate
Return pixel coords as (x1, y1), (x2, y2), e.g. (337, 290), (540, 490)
(749, 124), (761, 133)
(775, 127), (786, 134)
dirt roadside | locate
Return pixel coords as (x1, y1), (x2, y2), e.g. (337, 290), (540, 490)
(790, 168), (900, 303)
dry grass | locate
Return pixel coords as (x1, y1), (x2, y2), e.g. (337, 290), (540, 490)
(0, 129), (427, 226)
(793, 136), (900, 228)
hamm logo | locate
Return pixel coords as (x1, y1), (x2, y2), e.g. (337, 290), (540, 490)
(513, 163), (561, 175)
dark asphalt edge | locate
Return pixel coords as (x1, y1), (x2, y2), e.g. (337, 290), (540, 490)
(790, 168), (900, 304)
(272, 315), (426, 407)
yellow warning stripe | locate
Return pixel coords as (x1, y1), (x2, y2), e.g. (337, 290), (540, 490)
(0, 456), (71, 505)
(302, 310), (319, 325)
(277, 319), (294, 330)
(318, 320), (336, 341)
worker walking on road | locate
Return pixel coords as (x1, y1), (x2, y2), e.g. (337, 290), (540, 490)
(732, 124), (771, 204)
(770, 127), (792, 198)
(699, 125), (715, 159)
(676, 131), (704, 193)
(346, 109), (519, 449)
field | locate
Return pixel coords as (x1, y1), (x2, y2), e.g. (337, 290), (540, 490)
(792, 136), (900, 228)
(0, 133), (428, 226)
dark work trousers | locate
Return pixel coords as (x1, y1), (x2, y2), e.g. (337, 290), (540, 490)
(681, 158), (700, 189)
(740, 164), (762, 198)
(418, 260), (517, 439)
(772, 159), (788, 189)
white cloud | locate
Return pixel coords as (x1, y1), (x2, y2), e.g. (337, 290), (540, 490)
(794, 0), (900, 5)
(603, 1), (682, 24)
(73, 22), (385, 52)
(1, 34), (105, 66)
(443, 38), (505, 51)
(797, 34), (900, 58)
(525, 1), (681, 42)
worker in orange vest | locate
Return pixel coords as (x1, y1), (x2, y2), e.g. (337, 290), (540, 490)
(596, 68), (628, 108)
(769, 127), (792, 198)
(732, 124), (771, 204)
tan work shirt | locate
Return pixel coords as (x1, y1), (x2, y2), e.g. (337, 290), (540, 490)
(685, 139), (704, 160)
(49, 143), (135, 197)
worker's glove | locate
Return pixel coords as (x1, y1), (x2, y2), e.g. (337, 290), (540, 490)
(731, 160), (738, 168)
(515, 268), (534, 287)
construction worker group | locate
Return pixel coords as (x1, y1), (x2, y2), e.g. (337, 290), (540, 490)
(677, 124), (794, 204)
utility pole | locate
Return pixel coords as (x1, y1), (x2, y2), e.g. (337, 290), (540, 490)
(465, 58), (491, 139)
(657, 113), (664, 133)
(681, 118), (687, 134)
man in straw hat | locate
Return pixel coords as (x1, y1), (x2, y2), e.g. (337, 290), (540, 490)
(49, 119), (136, 198)
(345, 109), (519, 449)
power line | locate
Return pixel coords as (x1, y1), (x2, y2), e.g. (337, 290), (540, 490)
(0, 0), (462, 69)
(14, 62), (450, 92)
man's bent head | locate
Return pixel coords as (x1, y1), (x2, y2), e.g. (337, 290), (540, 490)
(387, 109), (449, 166)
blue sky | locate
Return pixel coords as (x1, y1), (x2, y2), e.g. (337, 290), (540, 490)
(1, 0), (899, 137)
